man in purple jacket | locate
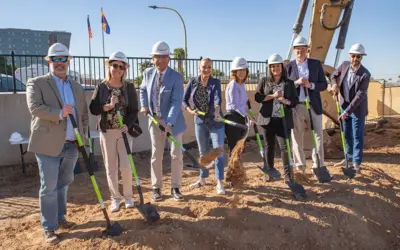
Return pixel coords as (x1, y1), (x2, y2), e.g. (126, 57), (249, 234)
(330, 43), (371, 173)
(285, 36), (328, 176)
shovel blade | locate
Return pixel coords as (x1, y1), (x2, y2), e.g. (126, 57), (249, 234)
(286, 181), (307, 200)
(312, 166), (332, 183)
(102, 222), (124, 237)
(137, 203), (160, 223)
(341, 166), (356, 179)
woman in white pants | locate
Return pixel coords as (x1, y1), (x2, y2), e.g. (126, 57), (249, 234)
(90, 51), (140, 212)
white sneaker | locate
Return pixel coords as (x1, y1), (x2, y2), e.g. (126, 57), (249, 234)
(125, 199), (135, 208)
(216, 183), (226, 195)
(110, 200), (121, 213)
(190, 179), (205, 189)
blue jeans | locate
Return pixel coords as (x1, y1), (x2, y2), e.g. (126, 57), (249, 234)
(342, 110), (366, 165)
(35, 142), (79, 231)
(195, 122), (225, 180)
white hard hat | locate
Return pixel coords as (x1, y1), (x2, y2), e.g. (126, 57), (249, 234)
(45, 43), (71, 60)
(231, 57), (249, 71)
(9, 132), (23, 142)
(348, 43), (367, 56)
(267, 54), (284, 65)
(150, 41), (172, 56)
(293, 36), (309, 47)
(109, 51), (129, 64)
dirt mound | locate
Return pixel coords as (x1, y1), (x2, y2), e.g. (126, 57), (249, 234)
(1, 118), (400, 250)
(226, 136), (247, 188)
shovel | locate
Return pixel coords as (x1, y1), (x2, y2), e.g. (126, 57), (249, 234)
(68, 114), (123, 237)
(197, 111), (248, 130)
(115, 108), (160, 223)
(87, 129), (99, 172)
(245, 100), (281, 180)
(304, 89), (332, 183)
(147, 113), (221, 170)
(280, 105), (307, 200)
(335, 96), (356, 179)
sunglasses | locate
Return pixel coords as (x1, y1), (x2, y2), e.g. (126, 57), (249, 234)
(50, 57), (68, 63)
(351, 54), (362, 59)
(111, 63), (126, 70)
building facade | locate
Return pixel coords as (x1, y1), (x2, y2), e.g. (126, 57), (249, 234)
(0, 28), (71, 67)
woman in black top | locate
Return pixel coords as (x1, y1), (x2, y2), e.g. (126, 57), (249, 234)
(254, 54), (298, 182)
(89, 51), (140, 212)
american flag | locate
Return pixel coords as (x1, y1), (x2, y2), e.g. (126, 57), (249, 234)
(87, 15), (93, 39)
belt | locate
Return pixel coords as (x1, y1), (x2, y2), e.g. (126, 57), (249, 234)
(65, 140), (77, 144)
(299, 101), (306, 104)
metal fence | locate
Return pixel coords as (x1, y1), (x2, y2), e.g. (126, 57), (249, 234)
(0, 52), (267, 92)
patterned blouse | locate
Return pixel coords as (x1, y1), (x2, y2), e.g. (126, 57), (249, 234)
(271, 82), (284, 118)
(106, 86), (126, 129)
(193, 83), (209, 113)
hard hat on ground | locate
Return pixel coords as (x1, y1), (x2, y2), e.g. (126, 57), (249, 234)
(231, 57), (249, 71)
(267, 54), (284, 65)
(45, 43), (72, 61)
(108, 51), (129, 65)
(150, 41), (172, 56)
(9, 132), (23, 142)
(348, 43), (367, 56)
(293, 36), (309, 47)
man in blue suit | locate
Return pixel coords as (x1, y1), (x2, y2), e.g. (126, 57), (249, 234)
(140, 41), (186, 201)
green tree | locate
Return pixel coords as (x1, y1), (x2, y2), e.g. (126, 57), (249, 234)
(173, 48), (185, 75)
(212, 69), (224, 77)
(0, 56), (14, 75)
(134, 61), (154, 88)
(139, 61), (154, 73)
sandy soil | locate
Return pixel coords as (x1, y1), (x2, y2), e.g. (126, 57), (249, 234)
(0, 118), (399, 250)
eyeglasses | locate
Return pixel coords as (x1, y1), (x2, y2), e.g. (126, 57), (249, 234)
(351, 54), (362, 59)
(111, 63), (126, 70)
(50, 57), (68, 63)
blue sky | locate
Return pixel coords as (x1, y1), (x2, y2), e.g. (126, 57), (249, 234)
(1, 0), (399, 80)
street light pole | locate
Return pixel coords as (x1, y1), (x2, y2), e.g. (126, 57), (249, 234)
(149, 5), (188, 79)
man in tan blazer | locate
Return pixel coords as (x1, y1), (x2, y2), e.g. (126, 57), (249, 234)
(26, 43), (88, 244)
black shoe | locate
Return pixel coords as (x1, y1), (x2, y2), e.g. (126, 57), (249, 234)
(58, 219), (76, 229)
(171, 188), (184, 201)
(152, 188), (162, 202)
(44, 231), (60, 244)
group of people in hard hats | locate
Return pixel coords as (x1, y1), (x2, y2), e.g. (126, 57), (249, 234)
(25, 35), (370, 244)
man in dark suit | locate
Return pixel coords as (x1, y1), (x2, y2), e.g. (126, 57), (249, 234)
(330, 43), (370, 173)
(285, 36), (328, 175)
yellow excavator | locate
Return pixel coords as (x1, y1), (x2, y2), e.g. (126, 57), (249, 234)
(287, 0), (356, 156)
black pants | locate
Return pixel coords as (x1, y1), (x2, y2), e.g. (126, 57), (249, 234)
(224, 111), (246, 156)
(261, 117), (290, 177)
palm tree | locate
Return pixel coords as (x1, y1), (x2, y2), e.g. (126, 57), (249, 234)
(173, 48), (185, 75)
(139, 61), (154, 73)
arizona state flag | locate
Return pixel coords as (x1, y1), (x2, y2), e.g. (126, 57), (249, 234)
(101, 8), (110, 34)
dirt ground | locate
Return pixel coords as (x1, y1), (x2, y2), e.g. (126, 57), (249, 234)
(0, 118), (399, 250)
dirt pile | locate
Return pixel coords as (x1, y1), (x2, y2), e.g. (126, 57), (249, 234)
(226, 136), (247, 188)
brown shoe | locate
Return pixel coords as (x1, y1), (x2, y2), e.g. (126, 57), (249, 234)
(59, 219), (76, 229)
(44, 231), (60, 244)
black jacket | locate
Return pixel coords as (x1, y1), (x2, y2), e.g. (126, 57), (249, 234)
(285, 58), (327, 115)
(254, 77), (298, 129)
(89, 81), (140, 137)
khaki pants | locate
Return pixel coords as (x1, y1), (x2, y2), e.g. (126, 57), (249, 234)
(149, 122), (183, 189)
(291, 104), (324, 168)
(100, 129), (133, 201)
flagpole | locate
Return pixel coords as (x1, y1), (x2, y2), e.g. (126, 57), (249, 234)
(88, 15), (93, 86)
(101, 7), (105, 58)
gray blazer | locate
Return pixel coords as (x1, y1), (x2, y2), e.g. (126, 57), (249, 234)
(330, 61), (371, 117)
(26, 73), (89, 156)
